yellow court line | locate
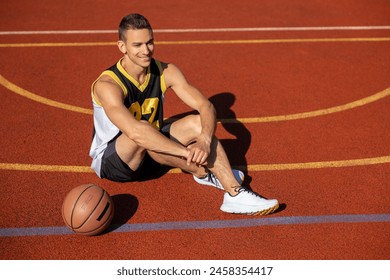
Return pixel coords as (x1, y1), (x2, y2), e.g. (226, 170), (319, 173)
(0, 156), (389, 173)
(1, 74), (389, 123)
(0, 74), (93, 114)
(0, 42), (116, 48)
(0, 163), (93, 173)
(221, 86), (390, 123)
(0, 37), (390, 47)
(245, 156), (390, 171)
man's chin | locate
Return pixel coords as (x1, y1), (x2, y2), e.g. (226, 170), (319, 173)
(140, 57), (152, 66)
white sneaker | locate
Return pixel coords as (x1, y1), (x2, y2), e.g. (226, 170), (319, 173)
(193, 169), (244, 190)
(220, 187), (279, 215)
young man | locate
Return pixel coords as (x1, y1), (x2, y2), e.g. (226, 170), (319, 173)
(89, 13), (279, 215)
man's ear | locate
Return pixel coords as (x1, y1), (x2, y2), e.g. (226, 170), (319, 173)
(117, 40), (127, 54)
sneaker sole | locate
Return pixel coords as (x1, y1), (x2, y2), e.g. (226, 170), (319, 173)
(221, 202), (279, 216)
(250, 203), (279, 216)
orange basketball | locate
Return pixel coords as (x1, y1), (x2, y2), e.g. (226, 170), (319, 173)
(62, 184), (114, 236)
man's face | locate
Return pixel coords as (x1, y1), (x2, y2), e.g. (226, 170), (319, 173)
(119, 28), (154, 68)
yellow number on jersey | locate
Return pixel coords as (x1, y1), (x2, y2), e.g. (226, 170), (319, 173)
(129, 97), (160, 129)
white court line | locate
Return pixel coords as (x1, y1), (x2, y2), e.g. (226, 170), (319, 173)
(1, 25), (390, 35)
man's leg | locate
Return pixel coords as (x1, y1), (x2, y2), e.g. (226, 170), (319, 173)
(115, 132), (147, 171)
(99, 134), (147, 182)
(114, 115), (279, 215)
(113, 118), (209, 180)
(148, 115), (241, 195)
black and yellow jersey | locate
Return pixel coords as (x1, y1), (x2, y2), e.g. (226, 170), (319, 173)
(89, 58), (168, 177)
(94, 57), (167, 129)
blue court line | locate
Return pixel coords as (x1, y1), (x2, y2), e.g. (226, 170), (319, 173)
(0, 214), (389, 237)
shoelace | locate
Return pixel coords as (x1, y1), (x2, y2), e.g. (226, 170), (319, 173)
(236, 187), (263, 198)
(207, 173), (221, 188)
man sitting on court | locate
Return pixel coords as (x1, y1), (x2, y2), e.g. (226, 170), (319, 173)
(89, 13), (279, 215)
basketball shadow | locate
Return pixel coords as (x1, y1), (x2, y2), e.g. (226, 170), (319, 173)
(105, 193), (139, 232)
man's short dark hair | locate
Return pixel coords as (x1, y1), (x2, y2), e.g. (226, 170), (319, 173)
(118, 13), (153, 41)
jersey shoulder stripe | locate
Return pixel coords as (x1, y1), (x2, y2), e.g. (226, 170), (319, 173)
(91, 70), (128, 107)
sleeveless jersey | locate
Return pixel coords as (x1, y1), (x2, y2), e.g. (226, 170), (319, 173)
(89, 58), (168, 177)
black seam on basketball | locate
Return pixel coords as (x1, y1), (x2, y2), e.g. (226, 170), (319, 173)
(97, 202), (110, 221)
(72, 186), (104, 230)
(73, 188), (105, 230)
(79, 214), (112, 235)
(70, 185), (95, 230)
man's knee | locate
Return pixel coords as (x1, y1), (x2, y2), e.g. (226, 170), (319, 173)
(115, 134), (146, 167)
(186, 114), (202, 133)
(168, 114), (203, 145)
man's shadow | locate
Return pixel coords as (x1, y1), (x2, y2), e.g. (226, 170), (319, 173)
(210, 92), (252, 185)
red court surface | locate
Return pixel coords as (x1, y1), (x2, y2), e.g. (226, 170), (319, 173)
(0, 0), (389, 269)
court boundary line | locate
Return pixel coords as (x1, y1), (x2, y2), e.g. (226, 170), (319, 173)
(0, 214), (388, 237)
(1, 37), (390, 48)
(1, 25), (390, 35)
(1, 74), (389, 123)
(0, 156), (389, 173)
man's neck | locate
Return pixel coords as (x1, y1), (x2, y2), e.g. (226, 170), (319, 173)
(121, 57), (149, 84)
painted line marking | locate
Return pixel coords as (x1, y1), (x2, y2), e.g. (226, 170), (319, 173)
(1, 74), (390, 123)
(157, 37), (390, 45)
(210, 87), (390, 123)
(0, 214), (388, 237)
(1, 25), (390, 35)
(0, 163), (93, 173)
(0, 74), (93, 114)
(1, 37), (390, 48)
(0, 156), (389, 173)
(244, 156), (390, 171)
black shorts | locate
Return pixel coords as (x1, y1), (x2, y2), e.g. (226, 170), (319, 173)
(100, 126), (171, 182)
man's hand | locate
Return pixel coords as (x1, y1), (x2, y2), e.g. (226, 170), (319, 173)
(186, 136), (211, 166)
